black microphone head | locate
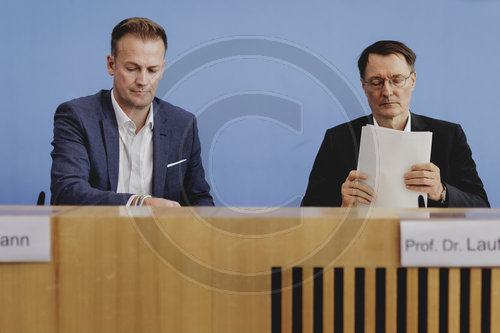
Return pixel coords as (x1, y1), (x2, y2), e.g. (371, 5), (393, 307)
(418, 195), (425, 208)
(37, 191), (45, 206)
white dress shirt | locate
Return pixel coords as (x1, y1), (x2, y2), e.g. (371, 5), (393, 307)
(111, 90), (154, 203)
(373, 112), (411, 132)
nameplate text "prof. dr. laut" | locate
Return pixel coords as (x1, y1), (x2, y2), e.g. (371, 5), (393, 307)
(401, 220), (500, 267)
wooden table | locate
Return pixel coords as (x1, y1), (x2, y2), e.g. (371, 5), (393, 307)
(0, 206), (498, 332)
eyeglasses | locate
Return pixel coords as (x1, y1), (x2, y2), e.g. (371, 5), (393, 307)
(363, 72), (413, 89)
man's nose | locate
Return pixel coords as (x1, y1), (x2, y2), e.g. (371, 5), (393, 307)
(381, 79), (394, 96)
(136, 69), (148, 85)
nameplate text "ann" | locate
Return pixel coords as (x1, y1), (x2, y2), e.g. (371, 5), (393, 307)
(0, 216), (50, 262)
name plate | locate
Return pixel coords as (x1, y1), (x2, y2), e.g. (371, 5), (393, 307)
(401, 220), (500, 267)
(0, 216), (51, 262)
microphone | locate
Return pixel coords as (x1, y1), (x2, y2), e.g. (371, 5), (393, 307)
(37, 191), (45, 206)
(418, 195), (426, 208)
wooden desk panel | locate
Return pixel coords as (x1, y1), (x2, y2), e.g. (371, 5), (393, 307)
(0, 207), (498, 332)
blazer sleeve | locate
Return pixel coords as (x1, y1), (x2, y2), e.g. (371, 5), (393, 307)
(301, 129), (344, 207)
(429, 124), (489, 208)
(50, 102), (131, 205)
(179, 116), (214, 206)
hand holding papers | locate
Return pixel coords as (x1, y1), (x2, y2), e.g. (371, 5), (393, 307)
(356, 125), (432, 207)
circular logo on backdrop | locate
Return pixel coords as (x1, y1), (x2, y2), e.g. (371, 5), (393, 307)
(132, 36), (371, 293)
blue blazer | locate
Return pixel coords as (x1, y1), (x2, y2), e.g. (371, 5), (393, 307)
(301, 113), (489, 207)
(50, 90), (214, 206)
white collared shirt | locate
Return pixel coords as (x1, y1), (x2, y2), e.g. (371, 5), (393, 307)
(111, 90), (154, 199)
(373, 112), (411, 132)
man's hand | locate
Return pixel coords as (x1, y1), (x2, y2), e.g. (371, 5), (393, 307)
(341, 170), (375, 207)
(404, 163), (443, 201)
(143, 197), (181, 207)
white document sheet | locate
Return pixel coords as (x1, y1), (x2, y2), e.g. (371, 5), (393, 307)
(357, 125), (432, 208)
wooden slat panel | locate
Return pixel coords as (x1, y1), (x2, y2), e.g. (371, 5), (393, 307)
(323, 268), (334, 333)
(365, 267), (376, 333)
(492, 268), (500, 332)
(386, 268), (397, 333)
(470, 268), (482, 333)
(406, 268), (419, 333)
(344, 267), (355, 333)
(427, 268), (439, 333)
(303, 268), (314, 333)
(448, 268), (461, 333)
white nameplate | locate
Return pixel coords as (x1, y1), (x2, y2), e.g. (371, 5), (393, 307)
(401, 220), (500, 267)
(0, 216), (51, 262)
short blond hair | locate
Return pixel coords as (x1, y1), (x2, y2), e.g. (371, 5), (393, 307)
(111, 17), (167, 57)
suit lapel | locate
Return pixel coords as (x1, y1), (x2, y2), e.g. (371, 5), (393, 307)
(410, 113), (429, 132)
(353, 115), (373, 145)
(100, 91), (120, 192)
(152, 99), (171, 197)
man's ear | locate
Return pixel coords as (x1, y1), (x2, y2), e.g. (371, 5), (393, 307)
(107, 55), (115, 76)
(159, 59), (166, 79)
(410, 71), (417, 90)
(360, 77), (367, 95)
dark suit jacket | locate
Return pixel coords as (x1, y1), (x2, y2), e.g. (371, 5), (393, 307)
(50, 90), (214, 206)
(301, 113), (489, 207)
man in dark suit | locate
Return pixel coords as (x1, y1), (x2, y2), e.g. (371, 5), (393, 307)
(302, 40), (489, 207)
(51, 17), (213, 207)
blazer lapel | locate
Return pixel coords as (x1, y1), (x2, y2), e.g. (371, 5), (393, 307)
(152, 99), (171, 197)
(353, 114), (373, 145)
(100, 91), (120, 192)
(410, 113), (429, 132)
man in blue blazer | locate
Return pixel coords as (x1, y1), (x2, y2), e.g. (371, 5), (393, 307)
(302, 40), (489, 207)
(50, 17), (213, 207)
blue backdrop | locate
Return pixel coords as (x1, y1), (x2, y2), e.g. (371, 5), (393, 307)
(1, 0), (499, 206)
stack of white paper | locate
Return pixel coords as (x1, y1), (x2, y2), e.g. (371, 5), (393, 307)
(357, 125), (432, 208)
